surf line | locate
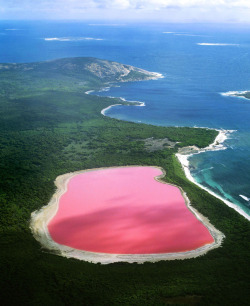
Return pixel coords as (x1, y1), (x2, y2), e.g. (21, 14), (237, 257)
(96, 90), (250, 221)
(176, 129), (250, 221)
(88, 73), (250, 221)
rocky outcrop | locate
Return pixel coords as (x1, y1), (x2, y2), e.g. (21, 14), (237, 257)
(0, 57), (161, 83)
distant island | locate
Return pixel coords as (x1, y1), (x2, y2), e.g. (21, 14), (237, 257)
(1, 57), (249, 305)
(221, 90), (250, 100)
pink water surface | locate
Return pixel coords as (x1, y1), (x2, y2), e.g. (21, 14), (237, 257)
(48, 167), (214, 254)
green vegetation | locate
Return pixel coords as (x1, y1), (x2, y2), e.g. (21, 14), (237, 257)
(0, 58), (249, 305)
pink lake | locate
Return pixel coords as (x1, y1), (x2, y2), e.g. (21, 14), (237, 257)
(48, 167), (214, 254)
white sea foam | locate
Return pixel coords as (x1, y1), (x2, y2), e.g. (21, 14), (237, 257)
(197, 43), (239, 46)
(44, 37), (104, 42)
(136, 102), (145, 107)
(99, 87), (111, 92)
(239, 195), (250, 202)
(176, 129), (250, 221)
(221, 91), (242, 96)
(221, 90), (249, 99)
(96, 77), (249, 220)
(150, 72), (164, 79)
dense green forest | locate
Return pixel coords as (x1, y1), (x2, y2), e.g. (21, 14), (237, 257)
(0, 58), (249, 305)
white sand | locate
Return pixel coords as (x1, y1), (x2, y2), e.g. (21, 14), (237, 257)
(176, 129), (250, 221)
(101, 101), (145, 116)
(30, 166), (224, 265)
(101, 104), (122, 116)
(88, 69), (163, 116)
(85, 90), (94, 95)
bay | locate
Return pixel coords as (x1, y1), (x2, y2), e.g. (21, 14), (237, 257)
(1, 21), (249, 217)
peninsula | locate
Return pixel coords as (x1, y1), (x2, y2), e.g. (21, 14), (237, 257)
(1, 57), (249, 305)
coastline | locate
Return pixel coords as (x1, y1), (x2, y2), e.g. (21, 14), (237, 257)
(97, 83), (250, 220)
(101, 104), (122, 116)
(100, 101), (145, 117)
(176, 129), (250, 221)
(97, 85), (250, 221)
(86, 70), (163, 116)
(89, 87), (147, 117)
(29, 67), (248, 263)
(30, 166), (224, 265)
(148, 71), (165, 80)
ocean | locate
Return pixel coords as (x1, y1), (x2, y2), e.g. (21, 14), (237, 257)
(1, 21), (249, 218)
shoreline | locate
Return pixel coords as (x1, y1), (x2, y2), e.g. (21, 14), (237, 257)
(30, 166), (224, 265)
(98, 88), (250, 221)
(176, 129), (250, 221)
(148, 71), (164, 79)
(92, 90), (147, 117)
(101, 104), (123, 116)
(101, 101), (145, 117)
(86, 70), (163, 116)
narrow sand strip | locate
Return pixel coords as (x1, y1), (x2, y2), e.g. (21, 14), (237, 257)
(101, 104), (122, 116)
(30, 166), (224, 264)
(89, 70), (163, 116)
(101, 101), (145, 116)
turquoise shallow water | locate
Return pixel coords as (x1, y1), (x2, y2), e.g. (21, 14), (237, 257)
(1, 21), (249, 217)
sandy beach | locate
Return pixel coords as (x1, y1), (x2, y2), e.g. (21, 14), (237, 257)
(87, 69), (163, 116)
(100, 91), (249, 220)
(176, 129), (250, 221)
(100, 104), (123, 116)
(101, 101), (145, 116)
(30, 166), (224, 265)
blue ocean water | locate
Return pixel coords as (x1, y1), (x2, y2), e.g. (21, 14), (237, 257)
(0, 21), (249, 217)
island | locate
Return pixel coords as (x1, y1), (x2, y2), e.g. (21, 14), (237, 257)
(1, 57), (249, 305)
(222, 90), (250, 100)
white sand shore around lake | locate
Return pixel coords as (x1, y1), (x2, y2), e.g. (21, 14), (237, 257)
(30, 166), (224, 265)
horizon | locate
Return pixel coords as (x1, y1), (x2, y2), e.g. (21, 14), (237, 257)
(1, 0), (250, 24)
